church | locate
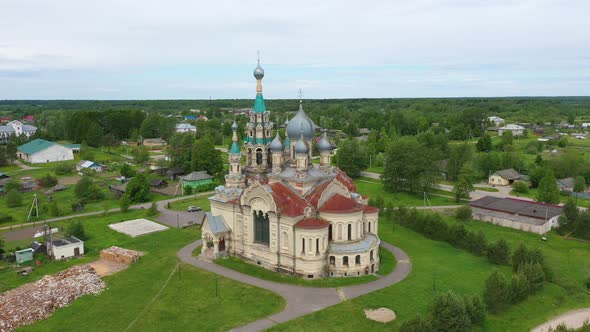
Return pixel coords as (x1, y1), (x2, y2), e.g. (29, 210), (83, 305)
(200, 59), (381, 278)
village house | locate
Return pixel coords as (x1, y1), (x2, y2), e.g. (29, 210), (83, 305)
(76, 160), (105, 173)
(48, 236), (84, 260)
(471, 196), (562, 234)
(17, 139), (74, 164)
(0, 120), (37, 144)
(498, 124), (525, 136)
(181, 171), (214, 192)
(487, 116), (505, 127)
(175, 123), (197, 133)
(557, 177), (575, 192)
(166, 168), (185, 180)
(488, 168), (524, 186)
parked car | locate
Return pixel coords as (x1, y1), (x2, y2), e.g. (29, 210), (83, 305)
(187, 206), (202, 212)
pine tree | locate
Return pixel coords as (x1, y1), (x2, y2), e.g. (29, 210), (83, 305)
(487, 239), (511, 265)
(431, 291), (471, 332)
(484, 271), (511, 313)
(537, 172), (560, 203)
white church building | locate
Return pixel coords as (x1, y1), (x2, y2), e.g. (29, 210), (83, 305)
(201, 60), (381, 278)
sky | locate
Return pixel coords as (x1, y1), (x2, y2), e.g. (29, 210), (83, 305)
(1, 0), (589, 99)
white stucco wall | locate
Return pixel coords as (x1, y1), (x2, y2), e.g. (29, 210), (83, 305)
(21, 144), (74, 164)
(52, 242), (84, 260)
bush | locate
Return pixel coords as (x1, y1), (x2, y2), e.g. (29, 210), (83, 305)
(124, 173), (151, 203)
(510, 271), (530, 303)
(518, 262), (545, 292)
(464, 295), (486, 326)
(39, 173), (58, 188)
(585, 277), (590, 290)
(74, 176), (104, 202)
(6, 189), (22, 208)
(400, 315), (433, 332)
(512, 181), (529, 194)
(4, 179), (20, 192)
(71, 200), (85, 212)
(487, 239), (511, 265)
(0, 212), (13, 224)
(65, 220), (87, 240)
(54, 163), (74, 175)
(48, 200), (62, 217)
(119, 163), (136, 178)
(455, 205), (472, 222)
(431, 291), (471, 332)
(119, 196), (130, 212)
(484, 271), (511, 313)
(146, 202), (158, 216)
(184, 186), (193, 195)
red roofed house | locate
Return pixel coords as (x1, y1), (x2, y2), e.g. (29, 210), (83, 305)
(200, 60), (381, 278)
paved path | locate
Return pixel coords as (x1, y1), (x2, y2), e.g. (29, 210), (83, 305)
(177, 240), (411, 332)
(1, 191), (214, 241)
(13, 160), (35, 171)
(531, 308), (590, 332)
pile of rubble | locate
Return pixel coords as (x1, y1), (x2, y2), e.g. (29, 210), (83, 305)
(0, 264), (105, 332)
(100, 246), (143, 264)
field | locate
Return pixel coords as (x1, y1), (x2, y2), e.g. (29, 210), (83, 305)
(167, 195), (212, 212)
(354, 179), (460, 207)
(214, 246), (395, 288)
(270, 217), (590, 331)
(2, 210), (285, 332)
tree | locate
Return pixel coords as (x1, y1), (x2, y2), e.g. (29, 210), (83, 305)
(74, 177), (104, 202)
(464, 295), (486, 325)
(574, 176), (586, 193)
(6, 189), (23, 208)
(132, 147), (150, 164)
(487, 239), (511, 265)
(476, 134), (493, 152)
(454, 166), (475, 202)
(146, 202), (158, 216)
(512, 181), (529, 194)
(501, 130), (513, 146)
(124, 173), (151, 203)
(119, 195), (130, 212)
(65, 220), (87, 240)
(484, 271), (511, 313)
(119, 163), (136, 178)
(39, 173), (58, 188)
(334, 139), (368, 178)
(536, 172), (560, 203)
(431, 291), (471, 332)
(383, 137), (438, 193)
(455, 205), (472, 222)
(518, 262), (545, 292)
(511, 243), (531, 272)
(447, 143), (473, 181)
(510, 271), (530, 303)
(559, 198), (579, 232)
(190, 138), (223, 178)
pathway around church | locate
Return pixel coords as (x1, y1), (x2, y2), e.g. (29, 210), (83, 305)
(177, 240), (412, 332)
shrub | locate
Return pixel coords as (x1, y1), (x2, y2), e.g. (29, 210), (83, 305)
(518, 262), (545, 292)
(65, 220), (87, 240)
(431, 291), (471, 332)
(119, 163), (136, 178)
(119, 196), (130, 213)
(512, 181), (529, 194)
(6, 189), (23, 208)
(0, 212), (13, 224)
(54, 163), (74, 175)
(124, 173), (151, 203)
(146, 202), (158, 216)
(71, 200), (85, 212)
(585, 277), (590, 290)
(484, 271), (511, 313)
(48, 200), (62, 217)
(74, 176), (104, 202)
(400, 315), (433, 332)
(4, 179), (20, 192)
(454, 205), (472, 222)
(464, 295), (486, 326)
(184, 186), (193, 195)
(39, 173), (58, 188)
(510, 271), (530, 303)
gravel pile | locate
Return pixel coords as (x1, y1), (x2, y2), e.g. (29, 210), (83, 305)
(100, 246), (143, 264)
(0, 264), (106, 332)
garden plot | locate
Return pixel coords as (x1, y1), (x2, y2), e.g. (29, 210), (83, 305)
(108, 218), (168, 237)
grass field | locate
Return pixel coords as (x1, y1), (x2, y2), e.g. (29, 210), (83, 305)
(6, 210), (284, 332)
(167, 195), (212, 212)
(214, 246), (395, 288)
(354, 180), (460, 207)
(270, 218), (590, 331)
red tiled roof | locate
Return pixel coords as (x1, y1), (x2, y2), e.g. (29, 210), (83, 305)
(304, 180), (331, 208)
(334, 169), (357, 192)
(320, 194), (363, 213)
(295, 218), (330, 229)
(268, 182), (308, 217)
(363, 205), (380, 214)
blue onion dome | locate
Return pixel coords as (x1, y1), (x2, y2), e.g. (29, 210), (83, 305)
(294, 135), (309, 154)
(231, 121), (238, 131)
(318, 131), (332, 152)
(270, 133), (283, 152)
(254, 61), (264, 80)
(287, 102), (316, 140)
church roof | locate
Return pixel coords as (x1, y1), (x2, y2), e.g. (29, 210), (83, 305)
(363, 205), (380, 214)
(253, 93), (266, 113)
(268, 182), (309, 217)
(205, 213), (230, 235)
(334, 169), (357, 192)
(304, 180), (332, 207)
(295, 218), (330, 229)
(230, 141), (240, 154)
(320, 194), (363, 213)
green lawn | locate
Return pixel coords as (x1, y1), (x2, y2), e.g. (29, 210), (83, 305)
(270, 218), (590, 331)
(354, 180), (460, 207)
(8, 210), (284, 332)
(214, 246), (395, 288)
(167, 195), (212, 212)
(365, 166), (384, 174)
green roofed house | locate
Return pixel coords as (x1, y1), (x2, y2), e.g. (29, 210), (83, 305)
(181, 171), (214, 193)
(17, 139), (74, 164)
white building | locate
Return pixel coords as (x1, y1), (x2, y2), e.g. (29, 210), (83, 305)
(498, 124), (525, 136)
(175, 123), (197, 133)
(0, 120), (37, 143)
(200, 60), (381, 279)
(17, 139), (74, 164)
(76, 160), (105, 172)
(49, 236), (84, 260)
(487, 116), (505, 127)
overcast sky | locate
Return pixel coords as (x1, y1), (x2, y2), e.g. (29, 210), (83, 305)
(1, 0), (589, 99)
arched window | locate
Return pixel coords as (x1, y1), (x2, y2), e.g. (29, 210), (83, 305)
(343, 256), (349, 266)
(329, 256), (335, 265)
(355, 255), (361, 265)
(368, 222), (371, 233)
(308, 238), (312, 253)
(256, 149), (263, 165)
(302, 238), (305, 253)
(328, 224), (333, 241)
(281, 232), (288, 249)
(254, 210), (269, 245)
(316, 238), (320, 254)
(267, 148), (272, 167)
(347, 224), (352, 241)
(337, 224), (342, 241)
(370, 250), (374, 262)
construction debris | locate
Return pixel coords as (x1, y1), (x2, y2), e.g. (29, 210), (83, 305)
(0, 264), (106, 332)
(100, 246), (143, 265)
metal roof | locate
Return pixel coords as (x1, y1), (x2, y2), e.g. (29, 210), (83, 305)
(470, 196), (562, 220)
(205, 212), (229, 235)
(17, 139), (56, 155)
(182, 171), (213, 181)
(329, 233), (379, 254)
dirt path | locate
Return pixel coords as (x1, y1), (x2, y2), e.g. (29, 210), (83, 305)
(531, 308), (590, 332)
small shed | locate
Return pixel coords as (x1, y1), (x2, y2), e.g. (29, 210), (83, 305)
(16, 248), (34, 264)
(150, 178), (168, 188)
(30, 241), (47, 254)
(109, 182), (128, 198)
(49, 236), (84, 260)
(166, 168), (185, 180)
(557, 177), (576, 192)
(489, 168), (522, 186)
